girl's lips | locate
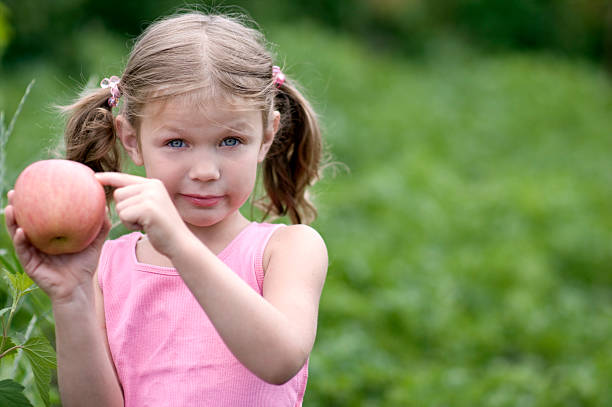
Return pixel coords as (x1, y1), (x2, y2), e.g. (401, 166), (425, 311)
(180, 194), (223, 208)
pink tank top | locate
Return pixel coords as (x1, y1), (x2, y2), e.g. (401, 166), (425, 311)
(98, 222), (308, 407)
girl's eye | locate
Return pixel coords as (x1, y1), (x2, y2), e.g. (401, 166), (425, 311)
(221, 137), (241, 147)
(167, 139), (186, 148)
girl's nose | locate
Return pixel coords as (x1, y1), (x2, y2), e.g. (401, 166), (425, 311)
(188, 157), (221, 181)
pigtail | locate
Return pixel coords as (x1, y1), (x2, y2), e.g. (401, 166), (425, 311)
(60, 87), (122, 199)
(261, 77), (322, 224)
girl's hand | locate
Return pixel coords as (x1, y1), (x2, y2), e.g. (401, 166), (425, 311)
(4, 190), (111, 305)
(95, 172), (191, 258)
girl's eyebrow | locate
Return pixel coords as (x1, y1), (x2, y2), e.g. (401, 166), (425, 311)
(152, 120), (254, 137)
(212, 121), (259, 138)
(218, 119), (256, 133)
(156, 124), (183, 133)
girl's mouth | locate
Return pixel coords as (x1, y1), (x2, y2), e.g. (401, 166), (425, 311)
(180, 194), (223, 208)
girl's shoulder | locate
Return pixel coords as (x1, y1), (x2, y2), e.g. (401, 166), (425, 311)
(268, 223), (324, 243)
(263, 224), (328, 272)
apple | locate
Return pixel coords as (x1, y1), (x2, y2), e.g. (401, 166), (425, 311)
(12, 159), (106, 255)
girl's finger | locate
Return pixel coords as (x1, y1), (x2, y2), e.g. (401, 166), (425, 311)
(12, 227), (36, 271)
(4, 205), (17, 238)
(95, 172), (149, 188)
(114, 191), (149, 215)
(115, 200), (145, 231)
(13, 227), (28, 250)
(7, 189), (14, 205)
(113, 182), (147, 202)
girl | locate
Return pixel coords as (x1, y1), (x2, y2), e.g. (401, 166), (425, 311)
(4, 11), (328, 407)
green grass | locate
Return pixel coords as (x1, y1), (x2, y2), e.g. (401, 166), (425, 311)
(2, 21), (612, 406)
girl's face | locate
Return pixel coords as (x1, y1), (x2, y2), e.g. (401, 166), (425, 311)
(117, 97), (277, 229)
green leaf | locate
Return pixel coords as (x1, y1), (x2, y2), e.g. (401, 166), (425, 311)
(0, 379), (34, 407)
(21, 286), (39, 296)
(0, 336), (20, 364)
(1, 336), (16, 353)
(21, 336), (56, 407)
(22, 337), (56, 368)
(5, 271), (34, 295)
(0, 336), (17, 365)
(17, 272), (34, 293)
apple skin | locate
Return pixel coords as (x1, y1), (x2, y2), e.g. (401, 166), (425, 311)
(12, 159), (106, 255)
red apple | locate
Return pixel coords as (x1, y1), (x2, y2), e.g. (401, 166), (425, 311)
(12, 159), (106, 255)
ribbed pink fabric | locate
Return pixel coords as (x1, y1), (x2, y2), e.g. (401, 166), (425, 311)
(98, 222), (308, 407)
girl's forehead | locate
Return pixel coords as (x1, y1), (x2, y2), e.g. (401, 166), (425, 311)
(143, 95), (262, 125)
(145, 87), (262, 113)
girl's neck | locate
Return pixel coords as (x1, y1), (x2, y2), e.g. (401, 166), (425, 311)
(186, 211), (252, 255)
(135, 211), (252, 268)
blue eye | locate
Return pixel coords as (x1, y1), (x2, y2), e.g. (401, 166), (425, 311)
(221, 137), (240, 147)
(167, 139), (186, 148)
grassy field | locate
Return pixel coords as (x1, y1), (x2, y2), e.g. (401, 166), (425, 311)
(2, 21), (612, 406)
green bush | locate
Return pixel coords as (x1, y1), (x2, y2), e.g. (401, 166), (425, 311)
(0, 81), (58, 407)
(1, 0), (610, 69)
(269, 23), (612, 406)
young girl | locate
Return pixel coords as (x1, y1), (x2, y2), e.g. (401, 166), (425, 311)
(4, 11), (327, 407)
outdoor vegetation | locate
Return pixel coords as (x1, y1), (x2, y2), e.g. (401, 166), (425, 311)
(1, 1), (611, 405)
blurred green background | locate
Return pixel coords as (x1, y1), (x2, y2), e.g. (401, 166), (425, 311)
(1, 0), (612, 406)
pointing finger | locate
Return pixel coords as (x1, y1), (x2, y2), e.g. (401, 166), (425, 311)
(95, 172), (149, 188)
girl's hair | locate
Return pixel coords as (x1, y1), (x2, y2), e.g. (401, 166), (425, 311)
(62, 11), (323, 224)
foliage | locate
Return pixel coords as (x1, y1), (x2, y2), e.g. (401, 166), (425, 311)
(269, 23), (612, 406)
(0, 81), (57, 407)
(0, 0), (610, 70)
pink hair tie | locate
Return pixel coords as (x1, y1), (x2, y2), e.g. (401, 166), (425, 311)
(100, 75), (122, 108)
(272, 66), (285, 88)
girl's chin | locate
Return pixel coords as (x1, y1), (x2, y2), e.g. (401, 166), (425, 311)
(177, 200), (249, 229)
(183, 217), (223, 229)
(180, 210), (237, 229)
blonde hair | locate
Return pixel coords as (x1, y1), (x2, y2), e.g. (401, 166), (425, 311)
(61, 11), (323, 224)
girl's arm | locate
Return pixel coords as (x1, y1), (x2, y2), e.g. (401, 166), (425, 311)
(52, 273), (124, 407)
(171, 224), (328, 385)
(96, 172), (328, 384)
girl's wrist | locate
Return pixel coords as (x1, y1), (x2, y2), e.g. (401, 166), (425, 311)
(165, 229), (207, 266)
(50, 282), (96, 310)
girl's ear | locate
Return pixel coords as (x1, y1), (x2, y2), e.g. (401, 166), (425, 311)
(258, 110), (280, 162)
(115, 115), (144, 166)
